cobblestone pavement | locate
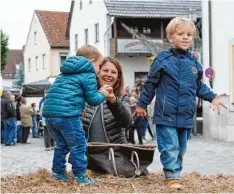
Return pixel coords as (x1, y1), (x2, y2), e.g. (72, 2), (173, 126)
(1, 135), (234, 177)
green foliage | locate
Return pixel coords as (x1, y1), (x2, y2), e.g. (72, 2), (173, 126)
(13, 64), (24, 89)
(1, 30), (9, 71)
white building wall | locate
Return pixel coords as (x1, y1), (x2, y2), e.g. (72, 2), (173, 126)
(69, 0), (108, 56)
(118, 56), (149, 88)
(23, 12), (51, 84)
(202, 0), (234, 142)
(2, 79), (15, 88)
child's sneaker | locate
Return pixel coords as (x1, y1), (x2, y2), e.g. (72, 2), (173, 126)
(75, 174), (99, 184)
(52, 172), (70, 181)
(165, 179), (183, 189)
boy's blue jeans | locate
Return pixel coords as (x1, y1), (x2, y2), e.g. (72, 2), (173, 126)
(156, 125), (192, 180)
(45, 117), (87, 177)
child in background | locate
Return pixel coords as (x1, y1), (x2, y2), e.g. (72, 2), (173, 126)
(134, 17), (226, 189)
(42, 45), (109, 184)
(36, 110), (43, 137)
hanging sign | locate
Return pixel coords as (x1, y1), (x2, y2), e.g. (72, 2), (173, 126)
(205, 67), (215, 79)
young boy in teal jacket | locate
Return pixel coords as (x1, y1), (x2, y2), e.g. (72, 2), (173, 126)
(43, 45), (109, 184)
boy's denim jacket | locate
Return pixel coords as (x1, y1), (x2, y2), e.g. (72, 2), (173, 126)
(137, 48), (216, 129)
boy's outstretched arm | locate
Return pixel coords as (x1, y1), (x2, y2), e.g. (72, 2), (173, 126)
(134, 58), (163, 117)
(196, 62), (227, 114)
(81, 73), (106, 106)
(210, 93), (227, 114)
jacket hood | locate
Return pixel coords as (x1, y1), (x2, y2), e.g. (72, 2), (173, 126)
(60, 56), (95, 74)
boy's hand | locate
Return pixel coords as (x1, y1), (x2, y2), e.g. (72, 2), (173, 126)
(133, 106), (147, 117)
(81, 110), (86, 118)
(99, 86), (109, 97)
(210, 93), (227, 114)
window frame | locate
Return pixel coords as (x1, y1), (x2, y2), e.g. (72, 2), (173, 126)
(80, 0), (82, 10)
(59, 52), (68, 66)
(28, 58), (31, 72)
(34, 31), (37, 44)
(95, 23), (99, 43)
(75, 34), (78, 50)
(42, 54), (46, 69)
(84, 28), (89, 45)
(35, 56), (39, 71)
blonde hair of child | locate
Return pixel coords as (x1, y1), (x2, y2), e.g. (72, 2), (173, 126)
(166, 17), (196, 39)
(76, 45), (101, 62)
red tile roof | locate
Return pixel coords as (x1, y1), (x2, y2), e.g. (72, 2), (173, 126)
(2, 50), (24, 79)
(35, 10), (69, 48)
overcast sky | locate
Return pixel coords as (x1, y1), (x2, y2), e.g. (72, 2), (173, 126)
(0, 0), (71, 49)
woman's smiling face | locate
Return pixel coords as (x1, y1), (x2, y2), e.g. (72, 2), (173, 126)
(98, 61), (118, 87)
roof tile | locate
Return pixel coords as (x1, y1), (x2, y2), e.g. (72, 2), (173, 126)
(104, 0), (201, 18)
(35, 10), (69, 48)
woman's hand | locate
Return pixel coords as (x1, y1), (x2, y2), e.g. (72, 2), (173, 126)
(105, 86), (117, 103)
(99, 86), (109, 97)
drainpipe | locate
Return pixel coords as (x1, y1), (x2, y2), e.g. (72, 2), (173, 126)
(208, 0), (213, 88)
(104, 16), (115, 57)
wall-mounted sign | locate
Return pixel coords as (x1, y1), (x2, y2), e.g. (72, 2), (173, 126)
(205, 67), (215, 79)
(117, 39), (162, 54)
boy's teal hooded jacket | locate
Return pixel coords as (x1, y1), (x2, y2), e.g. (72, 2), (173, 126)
(42, 56), (105, 118)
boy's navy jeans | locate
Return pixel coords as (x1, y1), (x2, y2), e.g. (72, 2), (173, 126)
(3, 117), (16, 145)
(156, 125), (192, 180)
(45, 117), (87, 177)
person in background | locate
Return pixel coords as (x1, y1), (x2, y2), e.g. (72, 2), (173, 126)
(36, 110), (43, 137)
(20, 97), (33, 144)
(15, 96), (22, 143)
(1, 91), (16, 146)
(40, 101), (54, 151)
(31, 103), (39, 138)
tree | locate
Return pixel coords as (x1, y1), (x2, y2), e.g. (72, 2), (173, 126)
(1, 30), (9, 71)
(13, 64), (24, 89)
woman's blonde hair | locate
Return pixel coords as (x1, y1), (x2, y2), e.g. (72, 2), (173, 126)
(76, 45), (101, 62)
(166, 17), (196, 38)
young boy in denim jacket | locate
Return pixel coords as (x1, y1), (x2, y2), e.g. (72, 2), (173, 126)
(42, 45), (109, 184)
(134, 17), (227, 189)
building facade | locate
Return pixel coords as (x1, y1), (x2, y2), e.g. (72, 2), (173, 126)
(67, 0), (201, 88)
(202, 1), (234, 142)
(1, 50), (24, 88)
(24, 10), (70, 84)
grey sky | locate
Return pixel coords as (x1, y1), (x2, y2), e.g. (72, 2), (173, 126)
(0, 0), (71, 49)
